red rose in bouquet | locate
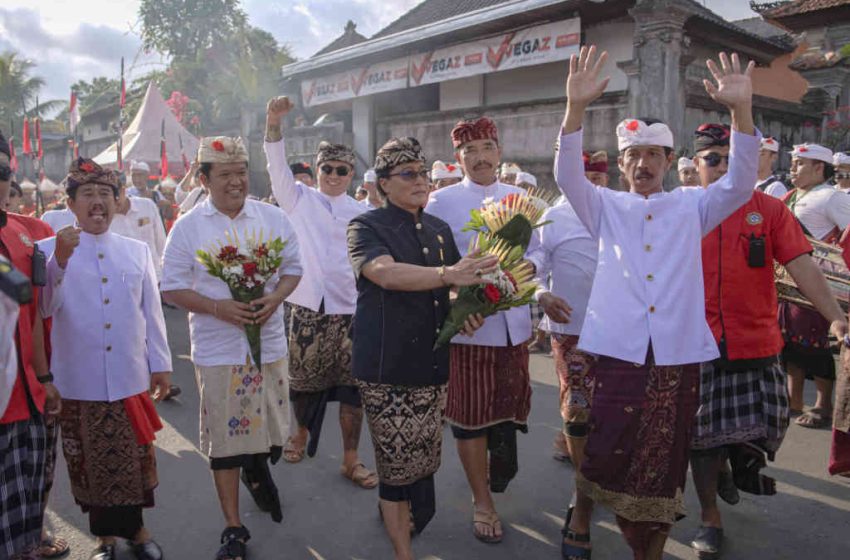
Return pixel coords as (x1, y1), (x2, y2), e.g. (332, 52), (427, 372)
(483, 284), (501, 303)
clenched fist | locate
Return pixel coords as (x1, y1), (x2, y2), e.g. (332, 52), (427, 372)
(266, 96), (294, 124)
(55, 226), (82, 269)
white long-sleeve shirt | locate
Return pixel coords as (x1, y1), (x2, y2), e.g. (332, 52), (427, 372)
(755, 176), (787, 199)
(554, 128), (760, 365)
(265, 140), (365, 314)
(111, 196), (166, 281)
(528, 200), (597, 336)
(161, 198), (303, 367)
(0, 296), (19, 417)
(39, 232), (172, 402)
(425, 177), (534, 347)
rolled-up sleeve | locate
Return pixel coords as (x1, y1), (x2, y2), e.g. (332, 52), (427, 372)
(160, 223), (195, 292)
(347, 218), (390, 280)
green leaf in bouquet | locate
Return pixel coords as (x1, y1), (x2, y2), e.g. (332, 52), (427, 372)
(434, 286), (495, 349)
(493, 214), (534, 252)
(462, 209), (487, 233)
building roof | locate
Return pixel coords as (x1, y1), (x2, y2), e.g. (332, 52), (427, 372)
(753, 0), (850, 18)
(681, 0), (793, 51)
(372, 0), (510, 39)
(314, 20), (368, 57)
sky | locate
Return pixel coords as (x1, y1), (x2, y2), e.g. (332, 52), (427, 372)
(0, 0), (758, 107)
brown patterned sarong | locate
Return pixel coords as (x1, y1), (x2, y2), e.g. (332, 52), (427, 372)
(359, 382), (447, 486)
(577, 350), (700, 524)
(446, 343), (531, 430)
(359, 381), (447, 533)
(59, 399), (158, 509)
(288, 303), (355, 392)
(552, 334), (596, 427)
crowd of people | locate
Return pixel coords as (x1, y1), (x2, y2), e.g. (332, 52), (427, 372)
(1, 45), (849, 560)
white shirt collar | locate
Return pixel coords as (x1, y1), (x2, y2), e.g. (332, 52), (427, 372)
(200, 197), (257, 220)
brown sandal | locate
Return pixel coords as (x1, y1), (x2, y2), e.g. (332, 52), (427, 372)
(282, 436), (305, 463)
(473, 509), (503, 544)
(38, 533), (70, 558)
(341, 462), (378, 489)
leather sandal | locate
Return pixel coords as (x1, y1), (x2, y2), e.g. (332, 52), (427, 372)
(216, 526), (250, 560)
(561, 506), (592, 559)
(282, 436), (305, 463)
(691, 526), (723, 559)
(473, 509), (503, 544)
(341, 462), (378, 489)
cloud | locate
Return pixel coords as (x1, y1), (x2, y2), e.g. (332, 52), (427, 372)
(243, 0), (421, 59)
(0, 6), (161, 107)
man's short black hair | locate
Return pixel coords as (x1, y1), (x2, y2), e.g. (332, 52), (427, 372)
(199, 162), (212, 179)
(10, 181), (22, 197)
(824, 162), (836, 181)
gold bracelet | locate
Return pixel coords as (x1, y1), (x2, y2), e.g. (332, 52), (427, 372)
(437, 265), (449, 286)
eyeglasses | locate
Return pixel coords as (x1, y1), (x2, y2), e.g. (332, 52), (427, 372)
(320, 164), (351, 177)
(699, 153), (730, 168)
(387, 169), (430, 182)
(0, 165), (11, 182)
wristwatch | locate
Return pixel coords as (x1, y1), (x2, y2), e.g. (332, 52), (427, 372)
(37, 372), (54, 384)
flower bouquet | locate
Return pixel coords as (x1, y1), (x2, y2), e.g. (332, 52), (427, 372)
(462, 189), (555, 254)
(434, 239), (538, 348)
(196, 228), (288, 368)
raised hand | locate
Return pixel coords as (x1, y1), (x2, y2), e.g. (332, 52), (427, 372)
(55, 225), (82, 269)
(266, 96), (294, 123)
(566, 45), (610, 109)
(704, 52), (754, 111)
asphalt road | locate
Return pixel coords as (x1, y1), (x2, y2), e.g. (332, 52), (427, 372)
(43, 308), (850, 559)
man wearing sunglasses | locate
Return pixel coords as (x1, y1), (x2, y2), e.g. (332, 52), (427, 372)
(754, 137), (787, 198)
(693, 123), (847, 559)
(263, 96), (379, 489)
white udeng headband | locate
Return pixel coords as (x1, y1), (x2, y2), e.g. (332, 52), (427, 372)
(678, 157), (696, 171)
(834, 152), (850, 166)
(789, 143), (833, 165)
(761, 137), (779, 153)
(616, 119), (674, 151)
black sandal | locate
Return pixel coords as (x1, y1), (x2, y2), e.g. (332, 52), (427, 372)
(561, 506), (592, 559)
(216, 526), (251, 560)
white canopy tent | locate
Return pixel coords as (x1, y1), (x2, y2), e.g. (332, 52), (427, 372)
(94, 82), (199, 176)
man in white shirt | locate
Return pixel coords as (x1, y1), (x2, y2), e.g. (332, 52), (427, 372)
(40, 206), (76, 232)
(679, 156), (699, 186)
(426, 117), (533, 544)
(555, 46), (758, 558)
(111, 184), (166, 281)
(360, 168), (382, 209)
(263, 97), (378, 489)
(528, 196), (599, 553)
(782, 143), (850, 430)
(835, 152), (850, 193)
(754, 137), (788, 198)
(431, 160), (463, 190)
(162, 136), (302, 558)
(39, 158), (171, 560)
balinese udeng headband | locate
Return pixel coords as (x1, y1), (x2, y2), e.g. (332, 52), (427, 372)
(373, 137), (426, 175)
(833, 152), (850, 166)
(451, 117), (499, 149)
(197, 136), (249, 164)
(66, 158), (119, 191)
(678, 157), (697, 171)
(790, 143), (834, 165)
(316, 141), (355, 167)
(616, 119), (674, 151)
(693, 123), (731, 152)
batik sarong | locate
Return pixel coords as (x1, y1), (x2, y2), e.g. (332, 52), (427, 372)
(831, 350), (850, 477)
(195, 358), (289, 464)
(288, 303), (360, 456)
(779, 301), (835, 380)
(577, 350), (699, 524)
(0, 415), (47, 558)
(359, 381), (447, 533)
(692, 359), (789, 458)
(552, 334), (596, 429)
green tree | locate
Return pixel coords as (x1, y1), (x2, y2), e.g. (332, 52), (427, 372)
(0, 50), (62, 127)
(139, 0), (247, 58)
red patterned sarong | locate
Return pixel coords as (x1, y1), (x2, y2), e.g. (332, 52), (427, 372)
(552, 334), (596, 427)
(577, 349), (699, 524)
(446, 344), (531, 430)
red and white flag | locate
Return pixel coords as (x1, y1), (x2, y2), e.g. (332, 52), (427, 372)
(69, 91), (80, 135)
(21, 117), (31, 155)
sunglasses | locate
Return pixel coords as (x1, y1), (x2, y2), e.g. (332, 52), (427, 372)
(0, 164), (11, 182)
(387, 169), (430, 182)
(836, 172), (850, 180)
(320, 164), (350, 177)
(699, 153), (730, 168)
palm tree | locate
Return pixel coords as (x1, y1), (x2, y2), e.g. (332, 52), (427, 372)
(0, 50), (63, 128)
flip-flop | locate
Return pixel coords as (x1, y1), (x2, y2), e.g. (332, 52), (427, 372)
(282, 436), (305, 463)
(38, 534), (70, 558)
(341, 462), (378, 489)
(473, 509), (503, 544)
(795, 408), (832, 429)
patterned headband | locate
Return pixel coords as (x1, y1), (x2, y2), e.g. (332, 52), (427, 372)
(374, 137), (426, 175)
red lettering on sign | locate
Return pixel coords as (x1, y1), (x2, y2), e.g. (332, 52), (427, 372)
(465, 53), (483, 65)
(556, 33), (580, 48)
(394, 67), (408, 79)
(411, 54), (432, 85)
(541, 36), (551, 51)
(351, 67), (369, 95)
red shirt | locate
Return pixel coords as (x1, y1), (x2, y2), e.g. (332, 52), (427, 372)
(0, 213), (54, 423)
(702, 191), (811, 361)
